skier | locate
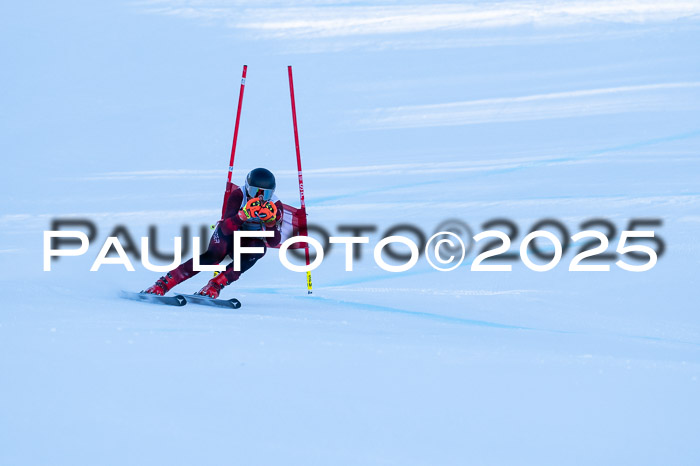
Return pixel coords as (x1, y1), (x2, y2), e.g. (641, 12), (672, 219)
(143, 168), (283, 299)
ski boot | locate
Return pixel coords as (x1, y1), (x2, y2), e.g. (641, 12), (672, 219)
(143, 272), (179, 296)
(196, 273), (230, 299)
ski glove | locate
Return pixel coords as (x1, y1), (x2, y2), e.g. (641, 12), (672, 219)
(257, 200), (278, 226)
(237, 198), (264, 222)
(236, 198), (277, 226)
(222, 198), (277, 235)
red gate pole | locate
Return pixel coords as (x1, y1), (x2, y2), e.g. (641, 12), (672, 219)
(288, 65), (313, 294)
(221, 65), (248, 219)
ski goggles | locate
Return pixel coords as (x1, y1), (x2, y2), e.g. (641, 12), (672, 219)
(246, 184), (274, 201)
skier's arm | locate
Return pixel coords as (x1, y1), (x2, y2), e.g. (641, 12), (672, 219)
(220, 189), (245, 235)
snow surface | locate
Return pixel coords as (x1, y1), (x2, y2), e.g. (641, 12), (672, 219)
(2, 1), (700, 465)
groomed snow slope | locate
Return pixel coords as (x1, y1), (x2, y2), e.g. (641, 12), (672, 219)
(2, 1), (700, 464)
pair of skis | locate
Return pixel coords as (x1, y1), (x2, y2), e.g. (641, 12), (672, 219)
(120, 290), (241, 309)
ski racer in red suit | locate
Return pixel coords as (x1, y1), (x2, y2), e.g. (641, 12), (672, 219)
(143, 168), (284, 299)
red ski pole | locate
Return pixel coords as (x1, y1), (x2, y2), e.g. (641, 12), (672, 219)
(288, 65), (312, 294)
(221, 65), (248, 219)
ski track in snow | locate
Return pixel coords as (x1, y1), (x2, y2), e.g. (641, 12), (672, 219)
(232, 286), (700, 349)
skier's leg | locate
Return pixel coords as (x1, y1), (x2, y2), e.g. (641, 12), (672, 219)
(197, 238), (267, 298)
(223, 237), (267, 283)
(144, 226), (231, 295)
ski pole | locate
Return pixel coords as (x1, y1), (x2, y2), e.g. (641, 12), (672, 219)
(221, 65), (248, 219)
(288, 65), (313, 294)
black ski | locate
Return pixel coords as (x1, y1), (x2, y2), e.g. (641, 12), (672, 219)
(179, 293), (242, 309)
(120, 290), (187, 307)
